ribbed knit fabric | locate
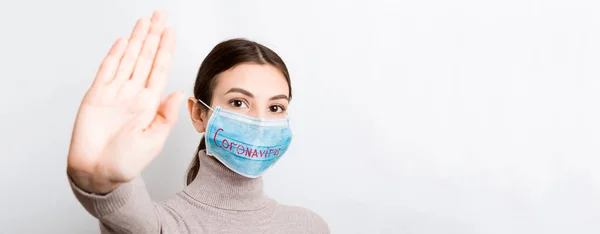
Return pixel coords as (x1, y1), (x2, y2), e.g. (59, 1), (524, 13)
(69, 150), (329, 233)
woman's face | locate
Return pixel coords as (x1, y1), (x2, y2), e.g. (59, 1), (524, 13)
(188, 62), (290, 133)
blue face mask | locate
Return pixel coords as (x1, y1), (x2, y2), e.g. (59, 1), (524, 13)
(197, 99), (293, 178)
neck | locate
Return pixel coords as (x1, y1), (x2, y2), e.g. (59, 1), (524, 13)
(183, 150), (270, 210)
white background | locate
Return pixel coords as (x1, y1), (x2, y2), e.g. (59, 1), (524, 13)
(1, 0), (600, 233)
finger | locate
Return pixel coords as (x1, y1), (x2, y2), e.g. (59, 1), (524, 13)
(93, 38), (128, 86)
(146, 26), (176, 93)
(145, 90), (184, 136)
(111, 17), (151, 85)
(129, 10), (167, 88)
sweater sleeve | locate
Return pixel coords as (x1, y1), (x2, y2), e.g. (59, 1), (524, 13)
(69, 176), (182, 233)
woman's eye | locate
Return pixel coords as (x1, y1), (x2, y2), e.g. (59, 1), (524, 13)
(230, 100), (248, 108)
(269, 105), (284, 113)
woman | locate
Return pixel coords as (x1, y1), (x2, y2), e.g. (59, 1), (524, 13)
(66, 10), (329, 234)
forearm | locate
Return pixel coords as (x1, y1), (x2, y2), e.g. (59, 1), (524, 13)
(69, 175), (161, 233)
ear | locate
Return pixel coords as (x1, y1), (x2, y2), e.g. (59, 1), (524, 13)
(187, 97), (208, 133)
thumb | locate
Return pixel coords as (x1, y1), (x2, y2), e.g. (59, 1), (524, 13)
(146, 90), (185, 136)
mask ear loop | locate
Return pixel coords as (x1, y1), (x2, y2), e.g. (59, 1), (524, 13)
(197, 99), (215, 112)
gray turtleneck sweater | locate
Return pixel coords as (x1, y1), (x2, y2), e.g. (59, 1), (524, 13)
(69, 150), (329, 233)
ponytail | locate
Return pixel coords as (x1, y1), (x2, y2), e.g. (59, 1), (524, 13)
(186, 137), (205, 185)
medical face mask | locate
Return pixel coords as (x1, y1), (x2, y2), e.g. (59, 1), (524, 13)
(197, 99), (293, 178)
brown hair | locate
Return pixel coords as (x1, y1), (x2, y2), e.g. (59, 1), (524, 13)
(186, 38), (292, 185)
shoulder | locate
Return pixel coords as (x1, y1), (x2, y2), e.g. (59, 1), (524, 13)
(274, 204), (330, 233)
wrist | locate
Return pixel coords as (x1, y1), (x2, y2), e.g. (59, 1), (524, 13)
(67, 167), (120, 194)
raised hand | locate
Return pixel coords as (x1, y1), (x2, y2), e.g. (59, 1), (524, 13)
(67, 10), (183, 194)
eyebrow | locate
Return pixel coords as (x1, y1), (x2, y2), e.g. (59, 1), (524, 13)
(225, 87), (289, 101)
(269, 94), (289, 101)
(225, 88), (254, 97)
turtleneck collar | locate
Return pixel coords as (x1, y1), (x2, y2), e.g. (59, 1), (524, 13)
(183, 150), (272, 211)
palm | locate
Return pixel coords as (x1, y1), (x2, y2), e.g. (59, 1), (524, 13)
(67, 11), (183, 189)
